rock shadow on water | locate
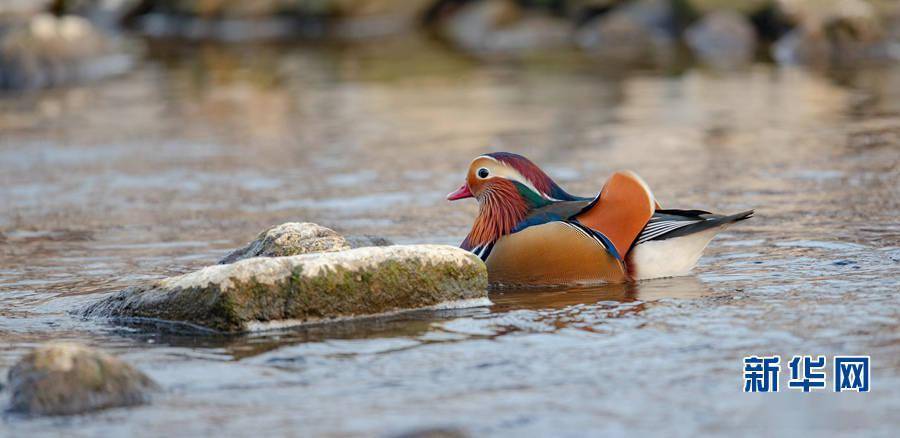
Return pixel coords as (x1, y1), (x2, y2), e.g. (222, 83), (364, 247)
(112, 303), (495, 352)
(106, 304), (490, 361)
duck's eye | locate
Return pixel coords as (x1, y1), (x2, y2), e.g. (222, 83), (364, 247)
(477, 168), (490, 179)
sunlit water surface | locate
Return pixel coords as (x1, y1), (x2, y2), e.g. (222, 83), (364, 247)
(1, 37), (899, 436)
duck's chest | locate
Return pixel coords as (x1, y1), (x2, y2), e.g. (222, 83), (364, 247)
(480, 221), (628, 286)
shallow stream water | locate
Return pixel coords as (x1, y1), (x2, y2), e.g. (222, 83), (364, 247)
(1, 37), (898, 436)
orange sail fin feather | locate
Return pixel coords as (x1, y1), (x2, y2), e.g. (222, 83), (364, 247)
(575, 171), (656, 257)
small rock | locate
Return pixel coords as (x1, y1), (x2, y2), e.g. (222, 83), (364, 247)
(439, 0), (573, 54)
(686, 10), (757, 67)
(219, 222), (350, 264)
(85, 245), (489, 333)
(575, 0), (676, 63)
(6, 343), (158, 416)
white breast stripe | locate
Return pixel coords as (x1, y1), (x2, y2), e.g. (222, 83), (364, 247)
(471, 244), (494, 261)
(563, 222), (613, 252)
(562, 222), (593, 240)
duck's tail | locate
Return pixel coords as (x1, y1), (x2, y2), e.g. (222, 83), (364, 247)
(634, 209), (753, 246)
(627, 209), (754, 280)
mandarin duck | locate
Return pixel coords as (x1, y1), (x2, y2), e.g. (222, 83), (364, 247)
(447, 152), (753, 285)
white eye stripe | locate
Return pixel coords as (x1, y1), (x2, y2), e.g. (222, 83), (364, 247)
(473, 155), (560, 201)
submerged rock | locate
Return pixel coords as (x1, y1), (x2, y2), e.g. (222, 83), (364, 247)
(219, 222), (350, 264)
(6, 343), (158, 416)
(686, 10), (757, 67)
(84, 245), (489, 333)
(0, 13), (133, 90)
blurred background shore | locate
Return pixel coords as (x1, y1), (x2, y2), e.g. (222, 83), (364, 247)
(1, 0), (899, 90)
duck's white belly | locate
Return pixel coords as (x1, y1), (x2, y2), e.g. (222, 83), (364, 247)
(629, 227), (721, 280)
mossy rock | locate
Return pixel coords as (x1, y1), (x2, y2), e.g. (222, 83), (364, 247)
(84, 245), (489, 333)
(219, 222), (350, 264)
(6, 343), (159, 416)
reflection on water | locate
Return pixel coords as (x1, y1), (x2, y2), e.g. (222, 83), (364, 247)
(1, 37), (899, 436)
(490, 276), (710, 312)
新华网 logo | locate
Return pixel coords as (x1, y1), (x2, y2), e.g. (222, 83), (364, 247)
(743, 355), (870, 393)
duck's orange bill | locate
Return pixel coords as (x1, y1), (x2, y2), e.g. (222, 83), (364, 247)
(447, 184), (473, 201)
